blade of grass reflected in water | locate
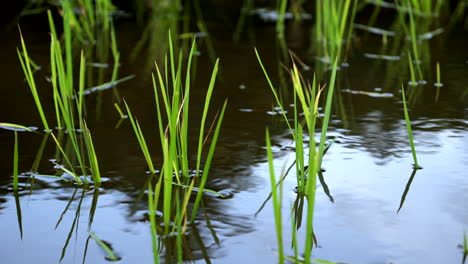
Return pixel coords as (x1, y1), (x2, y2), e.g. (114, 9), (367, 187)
(88, 188), (100, 230)
(317, 170), (334, 203)
(89, 232), (120, 262)
(55, 188), (79, 230)
(30, 133), (49, 174)
(397, 168), (418, 213)
(14, 190), (23, 239)
(148, 178), (162, 264)
(60, 189), (85, 262)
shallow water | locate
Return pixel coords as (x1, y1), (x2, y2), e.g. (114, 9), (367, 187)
(1, 8), (467, 264)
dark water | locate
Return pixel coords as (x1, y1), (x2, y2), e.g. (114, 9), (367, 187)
(1, 7), (467, 264)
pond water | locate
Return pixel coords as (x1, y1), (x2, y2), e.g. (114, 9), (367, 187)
(0, 5), (467, 264)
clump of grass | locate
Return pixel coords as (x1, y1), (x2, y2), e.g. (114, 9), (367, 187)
(125, 35), (227, 240)
(401, 84), (422, 169)
(314, 0), (357, 64)
(257, 46), (339, 263)
(16, 11), (103, 186)
(49, 11), (102, 185)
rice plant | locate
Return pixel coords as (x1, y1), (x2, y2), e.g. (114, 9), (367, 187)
(257, 46), (339, 263)
(49, 11), (102, 185)
(313, 0), (357, 64)
(401, 84), (421, 169)
(125, 35), (227, 238)
(15, 11), (104, 186)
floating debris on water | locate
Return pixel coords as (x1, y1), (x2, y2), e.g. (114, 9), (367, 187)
(354, 23), (396, 36)
(364, 53), (400, 61)
(342, 89), (394, 98)
(251, 8), (312, 22)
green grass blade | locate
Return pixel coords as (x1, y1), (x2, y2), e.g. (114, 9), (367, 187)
(317, 58), (338, 168)
(265, 128), (284, 264)
(191, 100), (228, 221)
(401, 84), (420, 168)
(196, 59), (220, 176)
(124, 101), (155, 173)
(254, 48), (294, 134)
(82, 121), (101, 185)
(17, 29), (49, 131)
